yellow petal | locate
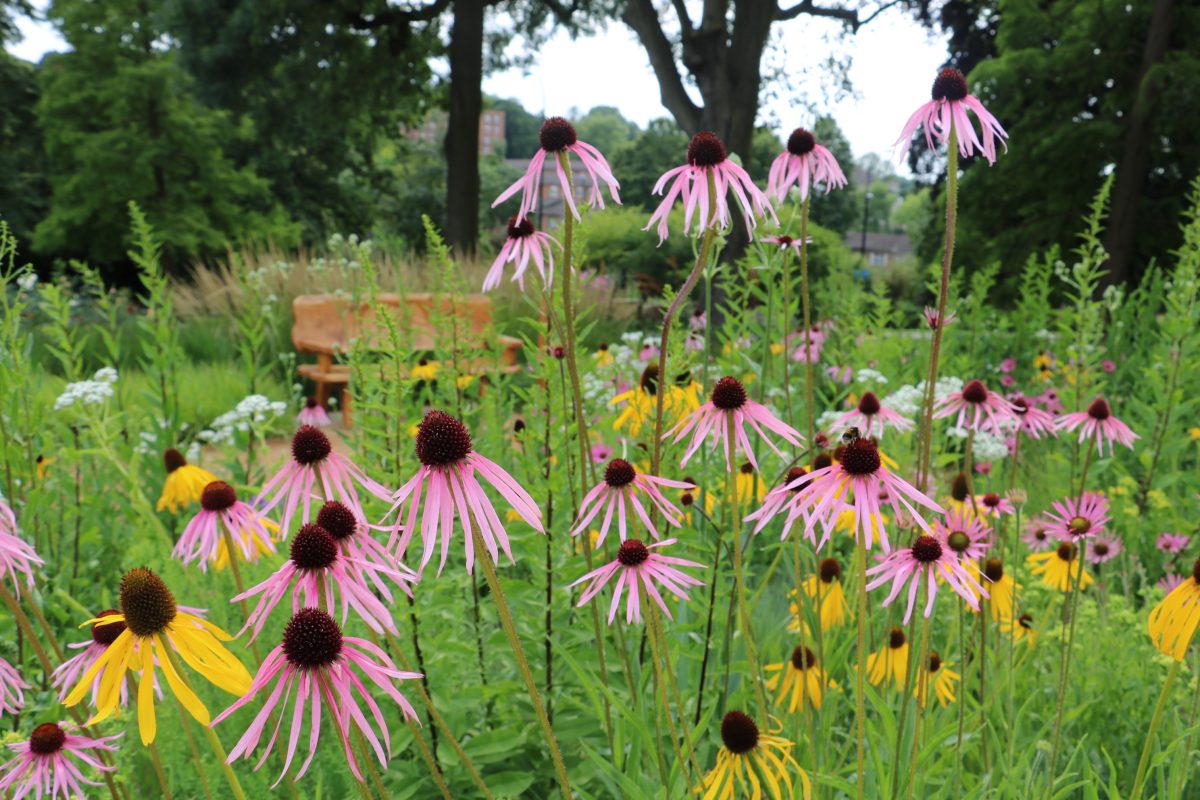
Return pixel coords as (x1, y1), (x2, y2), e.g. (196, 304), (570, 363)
(139, 644), (157, 745)
(157, 636), (211, 725)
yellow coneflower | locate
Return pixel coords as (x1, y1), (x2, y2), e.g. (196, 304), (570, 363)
(866, 627), (909, 690)
(456, 374), (476, 390)
(212, 518), (278, 571)
(1027, 542), (1093, 593)
(156, 449), (218, 513)
(594, 344), (614, 367)
(1148, 560), (1200, 661)
(914, 651), (960, 708)
(64, 568), (252, 745)
(410, 359), (440, 381)
(699, 711), (810, 800)
(610, 384), (656, 436)
(835, 508), (888, 544)
(35, 454), (54, 482)
(1001, 612), (1038, 646)
(705, 462), (767, 515)
(1189, 427), (1200, 441)
(765, 646), (835, 713)
(790, 558), (850, 633)
(981, 558), (1018, 624)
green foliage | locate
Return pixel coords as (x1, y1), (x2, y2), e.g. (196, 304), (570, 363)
(610, 118), (690, 205)
(33, 0), (297, 268)
(945, 0), (1200, 293)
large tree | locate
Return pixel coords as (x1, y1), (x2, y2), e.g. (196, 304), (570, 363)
(167, 0), (443, 242)
(615, 0), (925, 173)
(34, 0), (289, 268)
(929, 0), (1200, 292)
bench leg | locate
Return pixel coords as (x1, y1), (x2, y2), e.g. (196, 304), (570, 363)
(315, 380), (331, 408)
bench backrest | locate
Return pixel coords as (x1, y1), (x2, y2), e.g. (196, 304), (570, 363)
(292, 293), (497, 355)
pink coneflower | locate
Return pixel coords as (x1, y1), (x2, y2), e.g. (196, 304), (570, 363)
(933, 508), (991, 561)
(999, 357), (1016, 374)
(1009, 395), (1056, 438)
(934, 379), (1016, 434)
(0, 657), (27, 718)
(999, 375), (1015, 388)
(793, 333), (824, 364)
(257, 426), (393, 540)
(1022, 516), (1055, 552)
(1087, 534), (1122, 565)
(789, 437), (942, 550)
(0, 723), (120, 799)
(866, 534), (987, 623)
(236, 522), (415, 642)
(52, 610), (139, 707)
(1158, 573), (1185, 593)
(896, 67), (1008, 164)
(571, 459), (693, 549)
(645, 131), (776, 244)
(570, 538), (704, 625)
(746, 467), (837, 549)
(492, 116), (620, 222)
(1157, 532), (1191, 555)
(923, 306), (957, 330)
(590, 442), (612, 463)
(0, 499), (40, 595)
(215, 609), (420, 785)
(297, 397), (332, 428)
(388, 411), (543, 575)
(824, 364), (852, 383)
(482, 216), (558, 292)
(766, 127), (848, 202)
(665, 377), (804, 471)
(1101, 359), (1116, 373)
(1036, 388), (1065, 414)
(175, 481), (277, 571)
(834, 392), (914, 439)
(975, 461), (992, 474)
(762, 235), (808, 258)
(688, 308), (707, 331)
(1055, 397), (1139, 455)
(1044, 492), (1110, 541)
(976, 491), (1014, 518)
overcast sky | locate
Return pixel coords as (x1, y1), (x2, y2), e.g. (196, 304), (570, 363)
(9, 5), (948, 170)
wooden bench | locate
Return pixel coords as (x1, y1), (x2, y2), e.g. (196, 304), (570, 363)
(292, 293), (522, 426)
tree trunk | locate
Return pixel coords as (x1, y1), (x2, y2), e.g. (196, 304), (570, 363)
(1102, 0), (1174, 285)
(445, 0), (485, 256)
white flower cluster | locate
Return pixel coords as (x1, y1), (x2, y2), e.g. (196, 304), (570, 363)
(16, 272), (38, 292)
(197, 394), (288, 445)
(946, 424), (1010, 462)
(134, 418), (193, 457)
(855, 368), (888, 385)
(54, 368), (118, 411)
(882, 376), (964, 418)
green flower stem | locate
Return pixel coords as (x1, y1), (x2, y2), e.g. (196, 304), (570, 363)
(889, 596), (923, 800)
(156, 645), (248, 800)
(916, 127), (959, 491)
(472, 527), (573, 800)
(384, 631), (495, 799)
(555, 151), (597, 492)
(1045, 443), (1096, 794)
(644, 596), (695, 791)
(905, 606), (933, 800)
(1130, 659), (1182, 800)
(727, 416), (768, 719)
(650, 173), (719, 481)
(798, 198), (816, 454)
(147, 739), (173, 800)
(853, 538), (869, 800)
(650, 601), (704, 781)
(173, 698), (215, 800)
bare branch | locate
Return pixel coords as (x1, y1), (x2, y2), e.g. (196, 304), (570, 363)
(774, 0), (859, 26)
(622, 0), (702, 131)
(346, 0), (451, 29)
